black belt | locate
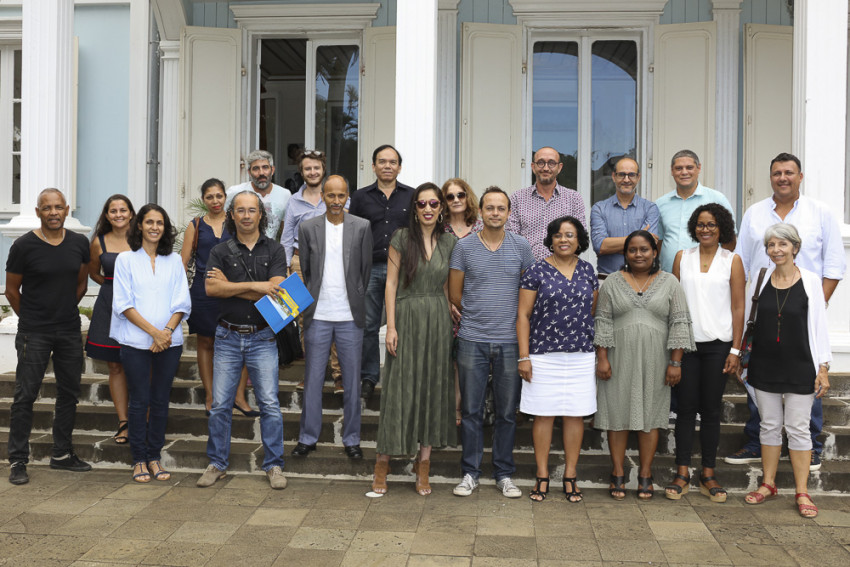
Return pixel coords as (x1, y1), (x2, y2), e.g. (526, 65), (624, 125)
(218, 320), (268, 334)
(598, 273), (608, 281)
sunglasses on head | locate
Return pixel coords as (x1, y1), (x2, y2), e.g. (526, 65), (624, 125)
(415, 199), (441, 209)
(445, 192), (466, 202)
(301, 149), (325, 158)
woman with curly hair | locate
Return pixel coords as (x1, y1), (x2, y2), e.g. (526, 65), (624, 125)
(111, 204), (191, 483)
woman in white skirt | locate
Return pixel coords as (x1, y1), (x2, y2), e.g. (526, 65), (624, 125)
(517, 216), (598, 502)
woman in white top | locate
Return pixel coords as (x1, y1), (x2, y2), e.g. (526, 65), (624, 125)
(112, 204), (191, 483)
(667, 204), (745, 502)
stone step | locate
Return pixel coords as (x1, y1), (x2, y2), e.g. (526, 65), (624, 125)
(2, 430), (850, 493)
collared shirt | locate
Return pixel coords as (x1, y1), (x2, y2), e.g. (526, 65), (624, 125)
(735, 194), (846, 281)
(314, 218), (354, 322)
(206, 234), (288, 326)
(280, 185), (334, 266)
(656, 183), (736, 273)
(225, 182), (291, 240)
(111, 249), (191, 350)
(590, 193), (660, 275)
(348, 181), (414, 263)
(506, 183), (587, 261)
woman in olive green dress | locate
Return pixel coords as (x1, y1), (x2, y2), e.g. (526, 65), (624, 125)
(372, 183), (457, 496)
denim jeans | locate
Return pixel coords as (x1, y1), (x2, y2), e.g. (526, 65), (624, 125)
(456, 338), (520, 481)
(361, 262), (387, 385)
(121, 345), (183, 464)
(8, 331), (84, 464)
(207, 325), (284, 471)
(743, 391), (823, 456)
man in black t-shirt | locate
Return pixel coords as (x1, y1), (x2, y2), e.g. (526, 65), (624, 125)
(5, 189), (92, 485)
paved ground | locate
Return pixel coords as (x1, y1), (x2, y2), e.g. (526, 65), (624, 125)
(1, 466), (850, 566)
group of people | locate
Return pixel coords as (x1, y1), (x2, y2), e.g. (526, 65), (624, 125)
(4, 145), (842, 520)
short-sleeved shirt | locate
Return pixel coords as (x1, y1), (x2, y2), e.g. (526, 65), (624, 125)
(590, 193), (660, 275)
(225, 182), (291, 240)
(506, 183), (587, 261)
(6, 230), (90, 333)
(449, 231), (535, 343)
(349, 181), (414, 264)
(206, 234), (288, 326)
(656, 183), (736, 273)
(521, 258), (598, 354)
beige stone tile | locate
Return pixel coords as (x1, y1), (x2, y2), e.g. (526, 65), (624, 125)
(105, 484), (171, 501)
(348, 530), (414, 554)
(30, 498), (99, 515)
(272, 547), (345, 567)
(535, 535), (601, 562)
(49, 515), (125, 537)
(476, 516), (533, 537)
(207, 488), (269, 507)
(301, 508), (365, 530)
(141, 541), (220, 566)
(824, 526), (850, 545)
(641, 503), (702, 523)
(1, 513), (73, 534)
(2, 559), (72, 567)
(204, 543), (280, 567)
(534, 520), (594, 538)
(108, 518), (183, 541)
(358, 510), (421, 532)
(0, 533), (45, 559)
(339, 551), (408, 566)
(167, 521), (240, 544)
(9, 535), (98, 562)
(750, 505), (812, 526)
(79, 538), (160, 564)
(220, 474), (274, 490)
(246, 508), (309, 527)
(70, 561), (132, 567)
(720, 543), (798, 566)
(136, 501), (253, 524)
(474, 500), (533, 519)
(471, 558), (536, 567)
(538, 561), (603, 567)
(659, 540), (731, 565)
(156, 486), (218, 504)
(80, 499), (151, 518)
(417, 513), (477, 535)
(226, 524), (297, 548)
(315, 491), (371, 511)
(407, 556), (471, 567)
(764, 524), (838, 546)
(592, 519), (653, 541)
(815, 509), (850, 528)
(596, 538), (665, 563)
(56, 481), (126, 499)
(585, 503), (644, 523)
(783, 544), (850, 567)
(649, 521), (715, 542)
(473, 536), (537, 559)
(706, 522), (777, 545)
(694, 506), (758, 525)
(410, 531), (475, 556)
(286, 527), (356, 551)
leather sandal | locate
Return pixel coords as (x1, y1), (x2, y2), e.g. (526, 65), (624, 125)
(665, 473), (691, 500)
(372, 460), (389, 494)
(113, 420), (129, 444)
(637, 476), (654, 500)
(609, 474), (626, 501)
(745, 482), (777, 505)
(132, 462), (151, 483)
(795, 493), (818, 518)
(563, 477), (582, 503)
(699, 476), (727, 503)
(529, 477), (549, 502)
(147, 460), (171, 481)
(413, 459), (431, 496)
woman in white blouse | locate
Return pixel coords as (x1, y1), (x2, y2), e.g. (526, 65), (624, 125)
(668, 204), (745, 502)
(111, 204), (191, 483)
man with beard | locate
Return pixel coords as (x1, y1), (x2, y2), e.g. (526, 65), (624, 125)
(226, 149), (291, 240)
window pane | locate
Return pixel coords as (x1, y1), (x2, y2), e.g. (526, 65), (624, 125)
(532, 42), (579, 190)
(315, 45), (359, 189)
(14, 49), (22, 99)
(13, 101), (20, 151)
(590, 40), (637, 205)
(12, 153), (20, 205)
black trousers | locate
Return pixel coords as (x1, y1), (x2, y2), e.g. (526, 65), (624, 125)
(674, 340), (731, 469)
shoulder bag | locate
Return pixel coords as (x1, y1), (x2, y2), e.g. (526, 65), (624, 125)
(739, 267), (768, 373)
(185, 217), (202, 287)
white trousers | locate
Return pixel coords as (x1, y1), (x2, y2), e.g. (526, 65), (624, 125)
(752, 387), (815, 451)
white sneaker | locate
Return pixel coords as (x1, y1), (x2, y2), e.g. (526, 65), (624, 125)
(266, 466), (288, 490)
(496, 477), (522, 498)
(453, 474), (479, 496)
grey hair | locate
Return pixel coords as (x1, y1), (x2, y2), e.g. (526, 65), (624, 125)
(763, 222), (802, 257)
(246, 149), (274, 168)
(670, 149), (701, 168)
(37, 188), (67, 207)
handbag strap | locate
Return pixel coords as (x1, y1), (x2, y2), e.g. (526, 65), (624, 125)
(191, 217), (201, 253)
(745, 267), (768, 331)
(226, 238), (255, 282)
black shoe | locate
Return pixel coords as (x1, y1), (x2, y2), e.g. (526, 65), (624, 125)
(361, 380), (375, 400)
(9, 462), (28, 485)
(49, 453), (92, 472)
(344, 445), (363, 460)
(291, 442), (317, 457)
(233, 403), (261, 417)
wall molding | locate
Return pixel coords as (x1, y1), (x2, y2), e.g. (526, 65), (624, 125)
(231, 3), (381, 32)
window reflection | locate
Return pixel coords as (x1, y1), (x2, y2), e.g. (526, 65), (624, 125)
(315, 45), (359, 190)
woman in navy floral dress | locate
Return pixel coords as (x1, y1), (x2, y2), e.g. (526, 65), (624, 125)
(517, 216), (598, 503)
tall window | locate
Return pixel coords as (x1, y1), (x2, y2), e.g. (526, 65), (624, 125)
(0, 45), (22, 212)
(532, 38), (638, 206)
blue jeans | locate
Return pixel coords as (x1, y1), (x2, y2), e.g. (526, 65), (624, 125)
(361, 263), (387, 385)
(743, 390), (823, 456)
(121, 345), (183, 464)
(8, 331), (84, 464)
(207, 325), (284, 471)
(456, 338), (520, 481)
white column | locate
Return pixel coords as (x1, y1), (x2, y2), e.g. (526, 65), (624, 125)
(2, 0), (87, 238)
(435, 0), (461, 184)
(712, 0), (742, 214)
(158, 40), (183, 222)
(395, 0), (438, 185)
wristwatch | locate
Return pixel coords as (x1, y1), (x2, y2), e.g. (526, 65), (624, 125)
(729, 347), (741, 357)
(668, 360), (682, 368)
(820, 362), (830, 371)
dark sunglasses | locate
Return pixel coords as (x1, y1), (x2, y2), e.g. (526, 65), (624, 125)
(415, 199), (441, 209)
(445, 192), (466, 202)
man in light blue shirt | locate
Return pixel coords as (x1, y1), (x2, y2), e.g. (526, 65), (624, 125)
(656, 150), (736, 273)
(590, 157), (659, 276)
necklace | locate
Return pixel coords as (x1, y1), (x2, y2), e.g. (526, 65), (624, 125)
(773, 268), (799, 343)
(478, 231), (506, 252)
(36, 228), (65, 245)
(550, 255), (577, 276)
(628, 272), (654, 296)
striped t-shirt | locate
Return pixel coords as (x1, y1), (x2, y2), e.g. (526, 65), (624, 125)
(449, 231), (534, 343)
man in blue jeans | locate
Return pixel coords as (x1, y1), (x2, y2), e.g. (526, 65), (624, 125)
(197, 190), (288, 489)
(449, 187), (535, 498)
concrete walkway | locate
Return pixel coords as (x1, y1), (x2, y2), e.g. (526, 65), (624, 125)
(1, 466), (850, 566)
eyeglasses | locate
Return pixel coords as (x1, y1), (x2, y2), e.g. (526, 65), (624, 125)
(696, 222), (718, 230)
(555, 233), (577, 239)
(614, 172), (639, 180)
(415, 199), (440, 210)
(534, 160), (559, 169)
(446, 192), (466, 202)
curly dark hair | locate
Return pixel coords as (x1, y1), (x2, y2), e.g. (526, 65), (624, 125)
(621, 230), (660, 274)
(92, 194), (136, 240)
(543, 216), (589, 255)
(687, 203), (735, 244)
(128, 203), (177, 256)
(224, 190), (269, 237)
(399, 183), (447, 288)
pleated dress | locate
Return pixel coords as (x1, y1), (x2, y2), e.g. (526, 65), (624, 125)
(376, 229), (457, 455)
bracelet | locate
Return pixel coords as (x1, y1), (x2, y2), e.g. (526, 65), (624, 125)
(729, 347), (741, 357)
(164, 326), (175, 333)
(518, 357), (531, 362)
(668, 360), (682, 368)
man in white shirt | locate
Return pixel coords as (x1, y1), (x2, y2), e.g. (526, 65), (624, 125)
(293, 176), (373, 460)
(226, 149), (291, 240)
(726, 152), (846, 471)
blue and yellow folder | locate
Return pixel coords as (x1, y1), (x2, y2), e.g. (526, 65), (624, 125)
(254, 273), (314, 333)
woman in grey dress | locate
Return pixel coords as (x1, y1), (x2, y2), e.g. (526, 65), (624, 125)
(594, 230), (695, 500)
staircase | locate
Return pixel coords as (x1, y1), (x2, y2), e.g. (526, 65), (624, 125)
(1, 332), (849, 492)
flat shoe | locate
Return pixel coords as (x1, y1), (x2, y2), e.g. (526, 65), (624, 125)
(637, 476), (654, 500)
(795, 492), (818, 518)
(529, 476), (549, 502)
(147, 460), (171, 481)
(133, 462), (151, 483)
(563, 477), (582, 503)
(745, 482), (777, 505)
